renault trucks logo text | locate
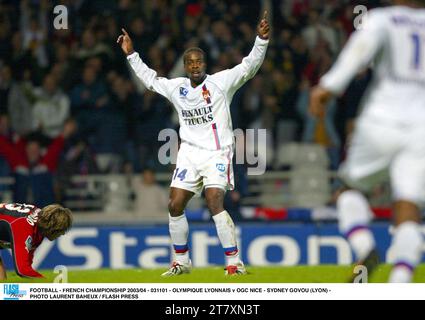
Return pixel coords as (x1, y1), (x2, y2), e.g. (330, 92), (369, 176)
(3, 284), (27, 300)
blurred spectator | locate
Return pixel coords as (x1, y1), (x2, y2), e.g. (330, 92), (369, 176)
(128, 17), (155, 55)
(74, 29), (112, 63)
(296, 78), (341, 169)
(0, 119), (76, 207)
(0, 15), (12, 63)
(50, 43), (76, 91)
(108, 74), (141, 170)
(133, 90), (172, 172)
(32, 73), (70, 138)
(7, 68), (36, 136)
(70, 64), (126, 171)
(20, 0), (49, 68)
(241, 76), (264, 130)
(271, 70), (300, 139)
(56, 138), (99, 204)
(132, 168), (168, 219)
(302, 37), (333, 85)
(0, 114), (12, 200)
(9, 31), (27, 69)
(70, 65), (108, 115)
(290, 34), (309, 81)
(302, 9), (339, 55)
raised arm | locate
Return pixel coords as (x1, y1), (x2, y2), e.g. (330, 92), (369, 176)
(0, 135), (27, 170)
(41, 119), (77, 172)
(216, 11), (270, 94)
(117, 28), (174, 100)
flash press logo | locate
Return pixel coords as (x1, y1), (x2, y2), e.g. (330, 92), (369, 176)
(3, 284), (27, 300)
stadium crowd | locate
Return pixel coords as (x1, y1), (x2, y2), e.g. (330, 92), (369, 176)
(0, 0), (387, 209)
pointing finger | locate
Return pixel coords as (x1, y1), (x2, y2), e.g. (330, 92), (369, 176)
(263, 10), (268, 20)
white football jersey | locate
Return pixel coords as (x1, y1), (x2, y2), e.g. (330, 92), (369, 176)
(127, 37), (269, 151)
(320, 6), (425, 124)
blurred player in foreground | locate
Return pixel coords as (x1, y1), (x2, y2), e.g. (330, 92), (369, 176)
(118, 11), (269, 276)
(0, 203), (72, 280)
(310, 0), (425, 282)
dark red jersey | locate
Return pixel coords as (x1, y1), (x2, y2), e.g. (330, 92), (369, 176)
(0, 203), (44, 278)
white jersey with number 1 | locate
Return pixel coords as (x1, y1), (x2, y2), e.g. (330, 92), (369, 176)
(321, 6), (425, 124)
(320, 5), (425, 204)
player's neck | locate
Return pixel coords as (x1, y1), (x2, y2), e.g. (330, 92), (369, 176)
(190, 75), (206, 88)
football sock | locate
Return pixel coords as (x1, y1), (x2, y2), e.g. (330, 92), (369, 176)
(337, 190), (375, 261)
(389, 221), (422, 283)
(169, 213), (190, 264)
(212, 210), (241, 266)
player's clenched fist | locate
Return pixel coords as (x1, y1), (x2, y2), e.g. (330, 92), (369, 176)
(117, 28), (135, 56)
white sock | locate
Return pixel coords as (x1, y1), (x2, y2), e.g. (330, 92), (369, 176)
(212, 210), (241, 266)
(337, 190), (375, 261)
(389, 221), (423, 283)
(169, 214), (190, 264)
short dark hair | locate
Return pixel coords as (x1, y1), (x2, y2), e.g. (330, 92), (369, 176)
(183, 47), (205, 64)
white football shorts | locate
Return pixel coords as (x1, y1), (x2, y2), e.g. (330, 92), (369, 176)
(170, 142), (234, 195)
(339, 116), (425, 206)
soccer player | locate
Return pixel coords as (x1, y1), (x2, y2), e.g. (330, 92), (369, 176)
(0, 203), (72, 279)
(310, 0), (425, 282)
(117, 11), (270, 276)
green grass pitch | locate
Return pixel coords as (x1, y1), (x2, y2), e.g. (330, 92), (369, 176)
(4, 264), (425, 283)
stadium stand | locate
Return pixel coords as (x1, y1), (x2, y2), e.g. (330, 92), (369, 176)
(0, 0), (394, 221)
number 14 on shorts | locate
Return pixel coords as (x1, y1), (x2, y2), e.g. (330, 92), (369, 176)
(173, 168), (187, 181)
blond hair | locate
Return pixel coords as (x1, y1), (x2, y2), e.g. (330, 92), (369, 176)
(38, 204), (73, 236)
